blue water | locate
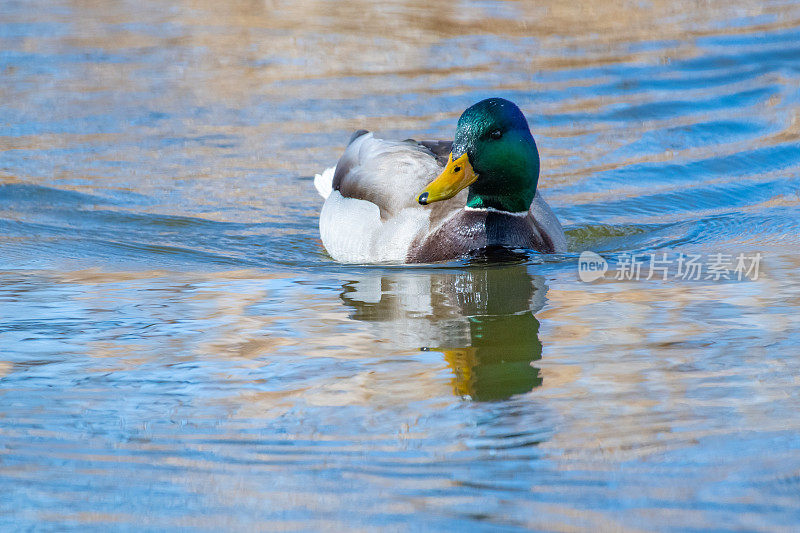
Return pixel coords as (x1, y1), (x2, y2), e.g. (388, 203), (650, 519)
(3, 0), (800, 530)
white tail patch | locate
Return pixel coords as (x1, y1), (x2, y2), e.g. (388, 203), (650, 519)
(314, 166), (336, 199)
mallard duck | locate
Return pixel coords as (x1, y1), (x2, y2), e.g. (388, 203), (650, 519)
(315, 98), (566, 263)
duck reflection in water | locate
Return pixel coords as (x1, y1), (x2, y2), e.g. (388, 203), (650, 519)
(340, 261), (545, 401)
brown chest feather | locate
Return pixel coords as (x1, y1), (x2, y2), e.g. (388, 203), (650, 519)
(407, 209), (555, 263)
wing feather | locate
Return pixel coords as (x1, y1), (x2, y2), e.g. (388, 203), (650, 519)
(332, 132), (448, 218)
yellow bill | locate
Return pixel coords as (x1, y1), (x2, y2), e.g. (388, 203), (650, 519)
(417, 152), (477, 205)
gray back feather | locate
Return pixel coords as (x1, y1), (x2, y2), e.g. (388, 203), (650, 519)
(332, 132), (450, 219)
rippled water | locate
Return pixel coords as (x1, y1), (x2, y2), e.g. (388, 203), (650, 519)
(3, 0), (800, 529)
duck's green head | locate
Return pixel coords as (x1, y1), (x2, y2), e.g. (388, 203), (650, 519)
(417, 98), (540, 213)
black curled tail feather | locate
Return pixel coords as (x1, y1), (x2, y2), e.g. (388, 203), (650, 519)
(417, 140), (453, 166)
(332, 130), (370, 192)
(348, 129), (369, 144)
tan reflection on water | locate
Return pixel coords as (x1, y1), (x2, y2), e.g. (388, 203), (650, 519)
(7, 0), (800, 224)
(63, 265), (551, 407)
(7, 0), (796, 232)
(72, 269), (547, 422)
(536, 264), (798, 463)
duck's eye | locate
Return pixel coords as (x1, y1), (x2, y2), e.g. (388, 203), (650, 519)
(453, 166), (462, 172)
(490, 129), (503, 140)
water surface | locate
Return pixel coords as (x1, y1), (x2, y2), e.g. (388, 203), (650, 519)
(3, 0), (800, 530)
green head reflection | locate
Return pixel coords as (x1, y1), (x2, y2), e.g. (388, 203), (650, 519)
(442, 311), (542, 401)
